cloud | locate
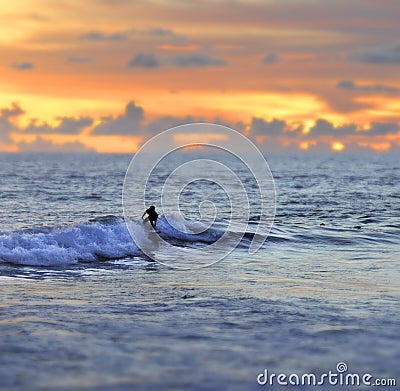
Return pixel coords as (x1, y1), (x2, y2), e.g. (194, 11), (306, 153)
(11, 62), (34, 70)
(55, 117), (93, 134)
(1, 103), (25, 119)
(2, 100), (399, 154)
(363, 122), (399, 135)
(91, 101), (144, 135)
(128, 53), (227, 69)
(67, 57), (94, 63)
(145, 115), (198, 136)
(88, 101), (245, 137)
(23, 121), (52, 134)
(120, 27), (186, 43)
(248, 117), (398, 151)
(249, 117), (296, 137)
(168, 54), (227, 68)
(0, 103), (25, 143)
(18, 137), (95, 153)
(337, 80), (399, 94)
(142, 27), (186, 43)
(80, 31), (128, 41)
(319, 88), (374, 114)
(128, 53), (160, 68)
(247, 117), (304, 153)
(79, 27), (183, 46)
(352, 44), (400, 64)
(0, 127), (12, 143)
(23, 117), (93, 134)
(262, 53), (279, 65)
(147, 27), (177, 39)
(212, 118), (246, 134)
(145, 115), (246, 136)
(308, 119), (357, 136)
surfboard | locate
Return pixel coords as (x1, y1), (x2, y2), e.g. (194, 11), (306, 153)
(143, 217), (161, 234)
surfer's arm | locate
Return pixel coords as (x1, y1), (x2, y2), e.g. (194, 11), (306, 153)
(141, 211), (147, 219)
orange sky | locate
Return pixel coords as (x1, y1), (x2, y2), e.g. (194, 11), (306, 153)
(0, 0), (399, 153)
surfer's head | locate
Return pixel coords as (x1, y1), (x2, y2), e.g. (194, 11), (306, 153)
(149, 205), (155, 210)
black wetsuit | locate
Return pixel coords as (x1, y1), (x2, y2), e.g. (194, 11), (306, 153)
(146, 208), (158, 228)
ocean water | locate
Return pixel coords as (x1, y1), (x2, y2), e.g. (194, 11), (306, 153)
(0, 152), (399, 390)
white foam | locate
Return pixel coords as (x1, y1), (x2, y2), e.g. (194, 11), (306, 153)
(0, 215), (226, 267)
(0, 217), (140, 266)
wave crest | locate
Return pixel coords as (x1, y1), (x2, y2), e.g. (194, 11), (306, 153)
(0, 216), (138, 266)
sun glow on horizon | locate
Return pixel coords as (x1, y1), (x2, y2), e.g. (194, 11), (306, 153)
(332, 142), (345, 152)
(299, 140), (317, 150)
(358, 142), (392, 153)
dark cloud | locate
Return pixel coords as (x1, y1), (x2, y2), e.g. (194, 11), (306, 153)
(1, 103), (25, 119)
(0, 103), (25, 143)
(24, 121), (52, 134)
(147, 27), (177, 38)
(0, 127), (11, 143)
(364, 122), (399, 135)
(308, 119), (357, 136)
(55, 117), (93, 134)
(212, 118), (246, 134)
(2, 100), (398, 153)
(80, 31), (128, 41)
(262, 53), (279, 65)
(146, 115), (196, 135)
(169, 54), (227, 68)
(250, 117), (291, 136)
(18, 137), (95, 153)
(337, 80), (399, 94)
(352, 44), (400, 64)
(121, 27), (186, 43)
(128, 53), (227, 69)
(246, 117), (368, 145)
(88, 101), (245, 137)
(67, 56), (94, 63)
(128, 53), (160, 68)
(79, 27), (183, 46)
(23, 117), (93, 134)
(140, 27), (186, 43)
(389, 142), (400, 154)
(11, 62), (34, 70)
(318, 88), (374, 115)
(255, 136), (299, 154)
(248, 118), (393, 146)
(146, 116), (246, 138)
(91, 101), (144, 135)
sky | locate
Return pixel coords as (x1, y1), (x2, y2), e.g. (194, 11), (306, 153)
(1, 0), (400, 153)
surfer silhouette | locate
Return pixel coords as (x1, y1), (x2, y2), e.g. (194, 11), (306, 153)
(142, 205), (158, 229)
